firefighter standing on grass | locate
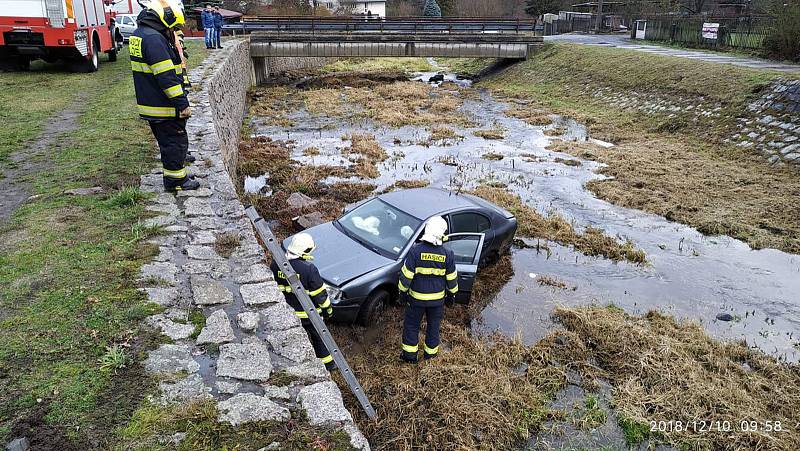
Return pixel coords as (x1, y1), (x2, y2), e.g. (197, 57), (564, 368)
(398, 216), (458, 363)
(270, 233), (336, 370)
(130, 0), (199, 192)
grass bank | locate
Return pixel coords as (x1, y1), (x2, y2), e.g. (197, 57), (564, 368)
(465, 43), (800, 254)
(0, 42), (208, 448)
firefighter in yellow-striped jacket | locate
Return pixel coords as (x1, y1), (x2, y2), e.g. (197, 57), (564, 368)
(130, 0), (198, 192)
(398, 216), (458, 363)
(270, 233), (335, 370)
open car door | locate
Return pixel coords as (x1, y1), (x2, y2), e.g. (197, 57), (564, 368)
(443, 233), (485, 304)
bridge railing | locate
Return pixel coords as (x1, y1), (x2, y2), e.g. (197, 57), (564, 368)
(223, 16), (538, 35)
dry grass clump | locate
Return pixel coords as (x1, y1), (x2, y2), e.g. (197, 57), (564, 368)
(213, 231), (241, 258)
(474, 125), (506, 140)
(482, 152), (505, 161)
(470, 186), (647, 264)
(553, 306), (800, 450)
(544, 126), (569, 137)
(554, 157), (582, 167)
(335, 317), (566, 451)
(302, 146), (320, 156)
(548, 138), (800, 254)
(250, 86), (299, 128)
(302, 88), (344, 116)
(342, 133), (388, 180)
(379, 179), (431, 194)
(537, 275), (568, 290)
(237, 136), (292, 178)
(344, 82), (468, 127)
(429, 125), (459, 142)
(507, 107), (553, 126)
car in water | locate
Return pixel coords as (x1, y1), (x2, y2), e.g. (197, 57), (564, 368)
(285, 188), (518, 325)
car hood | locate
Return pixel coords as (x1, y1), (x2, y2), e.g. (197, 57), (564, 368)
(297, 222), (394, 287)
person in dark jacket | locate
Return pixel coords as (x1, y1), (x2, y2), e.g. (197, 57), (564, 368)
(201, 4), (214, 49)
(212, 6), (224, 49)
(398, 216), (458, 363)
(130, 0), (199, 192)
(270, 233), (335, 370)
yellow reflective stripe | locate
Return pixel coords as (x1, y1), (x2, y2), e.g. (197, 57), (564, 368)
(409, 289), (445, 301)
(320, 355), (333, 364)
(401, 265), (415, 279)
(446, 271), (458, 281)
(398, 280), (408, 292)
(295, 308), (322, 318)
(318, 298), (331, 309)
(424, 344), (440, 355)
(277, 284), (292, 292)
(416, 267), (446, 276)
(137, 105), (176, 118)
(402, 343), (418, 353)
(448, 285), (459, 294)
(162, 167), (187, 179)
(130, 61), (152, 73)
(307, 285), (327, 297)
(151, 59), (174, 74)
(163, 84), (184, 98)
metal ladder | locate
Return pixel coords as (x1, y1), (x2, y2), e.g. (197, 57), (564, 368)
(245, 206), (377, 420)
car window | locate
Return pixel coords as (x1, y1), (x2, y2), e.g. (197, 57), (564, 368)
(444, 235), (481, 265)
(124, 16), (134, 25)
(336, 198), (422, 258)
(449, 212), (490, 234)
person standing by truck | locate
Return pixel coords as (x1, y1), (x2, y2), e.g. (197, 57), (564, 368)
(130, 0), (199, 192)
(213, 6), (224, 49)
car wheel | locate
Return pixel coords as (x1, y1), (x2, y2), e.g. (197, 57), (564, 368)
(72, 35), (99, 73)
(357, 289), (389, 326)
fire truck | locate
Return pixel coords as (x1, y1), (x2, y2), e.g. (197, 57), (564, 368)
(0, 0), (124, 72)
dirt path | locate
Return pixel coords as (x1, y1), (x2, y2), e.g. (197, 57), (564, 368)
(0, 95), (86, 223)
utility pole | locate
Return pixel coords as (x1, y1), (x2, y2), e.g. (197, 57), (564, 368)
(594, 0), (604, 33)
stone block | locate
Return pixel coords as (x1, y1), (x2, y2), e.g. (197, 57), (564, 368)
(191, 276), (234, 306)
(144, 344), (199, 375)
(298, 381), (353, 427)
(217, 393), (290, 426)
(240, 282), (282, 306)
(216, 342), (272, 381)
(158, 374), (212, 405)
(197, 309), (236, 345)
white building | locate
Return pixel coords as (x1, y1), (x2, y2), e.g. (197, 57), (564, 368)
(320, 0), (386, 17)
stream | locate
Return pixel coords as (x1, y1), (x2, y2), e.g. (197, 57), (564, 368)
(247, 69), (800, 363)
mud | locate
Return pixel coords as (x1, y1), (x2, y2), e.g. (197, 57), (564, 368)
(0, 95), (86, 223)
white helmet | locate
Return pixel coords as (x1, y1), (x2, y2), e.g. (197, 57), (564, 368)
(286, 233), (316, 260)
(421, 216), (448, 246)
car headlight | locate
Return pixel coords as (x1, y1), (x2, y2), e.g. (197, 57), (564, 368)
(326, 285), (343, 304)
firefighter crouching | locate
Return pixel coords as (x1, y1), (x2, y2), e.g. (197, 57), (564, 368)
(130, 0), (199, 192)
(270, 233), (336, 370)
(398, 216), (458, 363)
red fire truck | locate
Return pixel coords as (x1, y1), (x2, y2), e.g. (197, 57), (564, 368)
(0, 0), (124, 72)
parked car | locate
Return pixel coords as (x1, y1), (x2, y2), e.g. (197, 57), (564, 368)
(115, 14), (138, 41)
(285, 188), (518, 325)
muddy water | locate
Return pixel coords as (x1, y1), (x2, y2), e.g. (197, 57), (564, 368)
(250, 76), (800, 362)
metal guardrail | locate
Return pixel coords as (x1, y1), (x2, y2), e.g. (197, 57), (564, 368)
(223, 16), (537, 35)
(244, 206), (377, 421)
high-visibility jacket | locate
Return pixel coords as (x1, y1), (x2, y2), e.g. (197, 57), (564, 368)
(270, 259), (332, 319)
(129, 23), (189, 121)
(398, 241), (458, 306)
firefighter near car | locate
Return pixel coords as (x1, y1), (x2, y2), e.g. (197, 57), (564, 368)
(270, 233), (336, 370)
(398, 216), (458, 363)
(130, 0), (200, 192)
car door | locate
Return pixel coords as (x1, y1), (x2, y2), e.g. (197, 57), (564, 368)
(442, 233), (485, 304)
(447, 211), (493, 260)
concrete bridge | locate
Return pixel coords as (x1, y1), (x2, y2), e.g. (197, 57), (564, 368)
(228, 17), (543, 60)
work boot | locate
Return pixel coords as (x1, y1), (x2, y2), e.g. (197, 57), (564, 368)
(423, 352), (438, 360)
(185, 153), (196, 164)
(325, 361), (337, 372)
(165, 178), (200, 192)
(400, 353), (418, 364)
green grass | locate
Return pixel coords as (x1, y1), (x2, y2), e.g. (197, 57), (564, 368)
(116, 401), (355, 451)
(0, 41), (208, 447)
(617, 414), (653, 445)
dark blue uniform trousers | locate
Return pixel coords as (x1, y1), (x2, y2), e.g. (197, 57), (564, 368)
(402, 304), (444, 361)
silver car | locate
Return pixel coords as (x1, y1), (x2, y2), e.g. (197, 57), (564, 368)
(115, 14), (138, 41)
(285, 188), (518, 325)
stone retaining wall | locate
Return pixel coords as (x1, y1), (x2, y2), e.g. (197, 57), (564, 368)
(137, 40), (368, 450)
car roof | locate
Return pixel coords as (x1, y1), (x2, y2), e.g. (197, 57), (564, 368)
(378, 188), (482, 219)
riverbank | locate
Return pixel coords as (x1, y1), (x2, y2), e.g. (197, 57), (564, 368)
(238, 54), (800, 450)
(457, 43), (800, 254)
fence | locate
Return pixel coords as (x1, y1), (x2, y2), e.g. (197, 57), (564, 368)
(641, 16), (774, 50)
(543, 15), (593, 35)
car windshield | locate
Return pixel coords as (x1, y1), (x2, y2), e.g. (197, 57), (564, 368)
(336, 199), (422, 258)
